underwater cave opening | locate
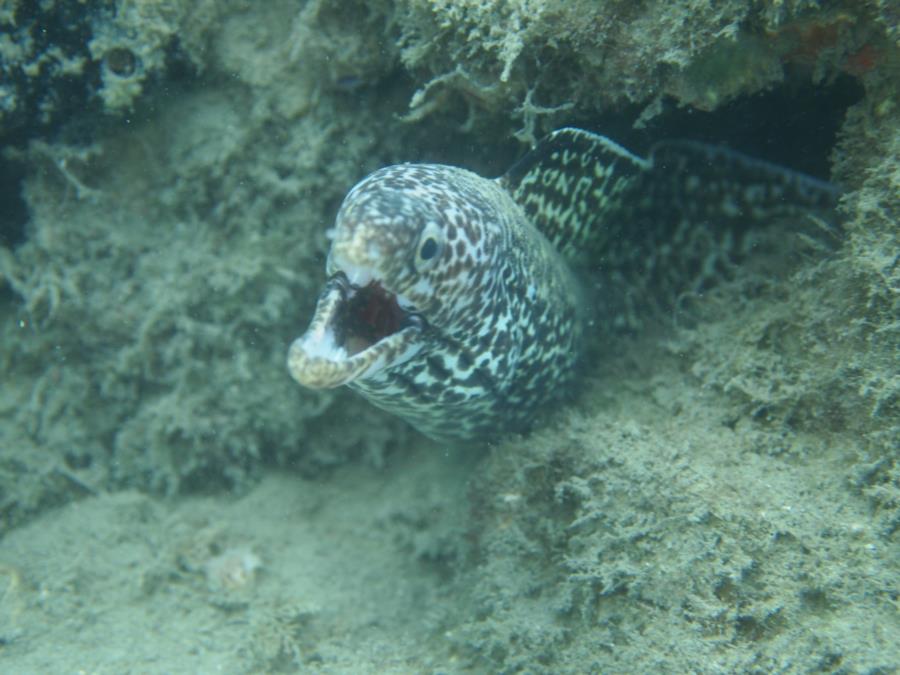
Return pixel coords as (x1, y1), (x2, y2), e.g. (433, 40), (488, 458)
(0, 157), (28, 249)
(583, 72), (865, 182)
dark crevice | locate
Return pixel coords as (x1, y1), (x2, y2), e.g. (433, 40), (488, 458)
(0, 157), (28, 249)
(575, 72), (865, 181)
(436, 73), (864, 185)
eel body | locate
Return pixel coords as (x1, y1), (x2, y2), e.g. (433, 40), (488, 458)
(288, 128), (839, 440)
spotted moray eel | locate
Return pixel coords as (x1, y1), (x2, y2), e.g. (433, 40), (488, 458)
(288, 128), (839, 440)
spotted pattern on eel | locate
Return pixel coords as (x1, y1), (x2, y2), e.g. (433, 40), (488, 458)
(288, 128), (840, 440)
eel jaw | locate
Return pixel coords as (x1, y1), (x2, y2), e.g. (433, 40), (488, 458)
(287, 272), (425, 389)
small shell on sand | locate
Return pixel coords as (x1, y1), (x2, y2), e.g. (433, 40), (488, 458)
(203, 547), (263, 591)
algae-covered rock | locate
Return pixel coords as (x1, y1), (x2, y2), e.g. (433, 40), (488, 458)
(0, 0), (192, 140)
(392, 0), (888, 139)
(0, 0), (412, 506)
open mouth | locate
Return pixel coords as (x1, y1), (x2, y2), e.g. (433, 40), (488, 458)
(337, 277), (412, 356)
(287, 272), (425, 389)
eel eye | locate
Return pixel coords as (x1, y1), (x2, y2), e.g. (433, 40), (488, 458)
(419, 238), (439, 260)
(415, 222), (444, 270)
